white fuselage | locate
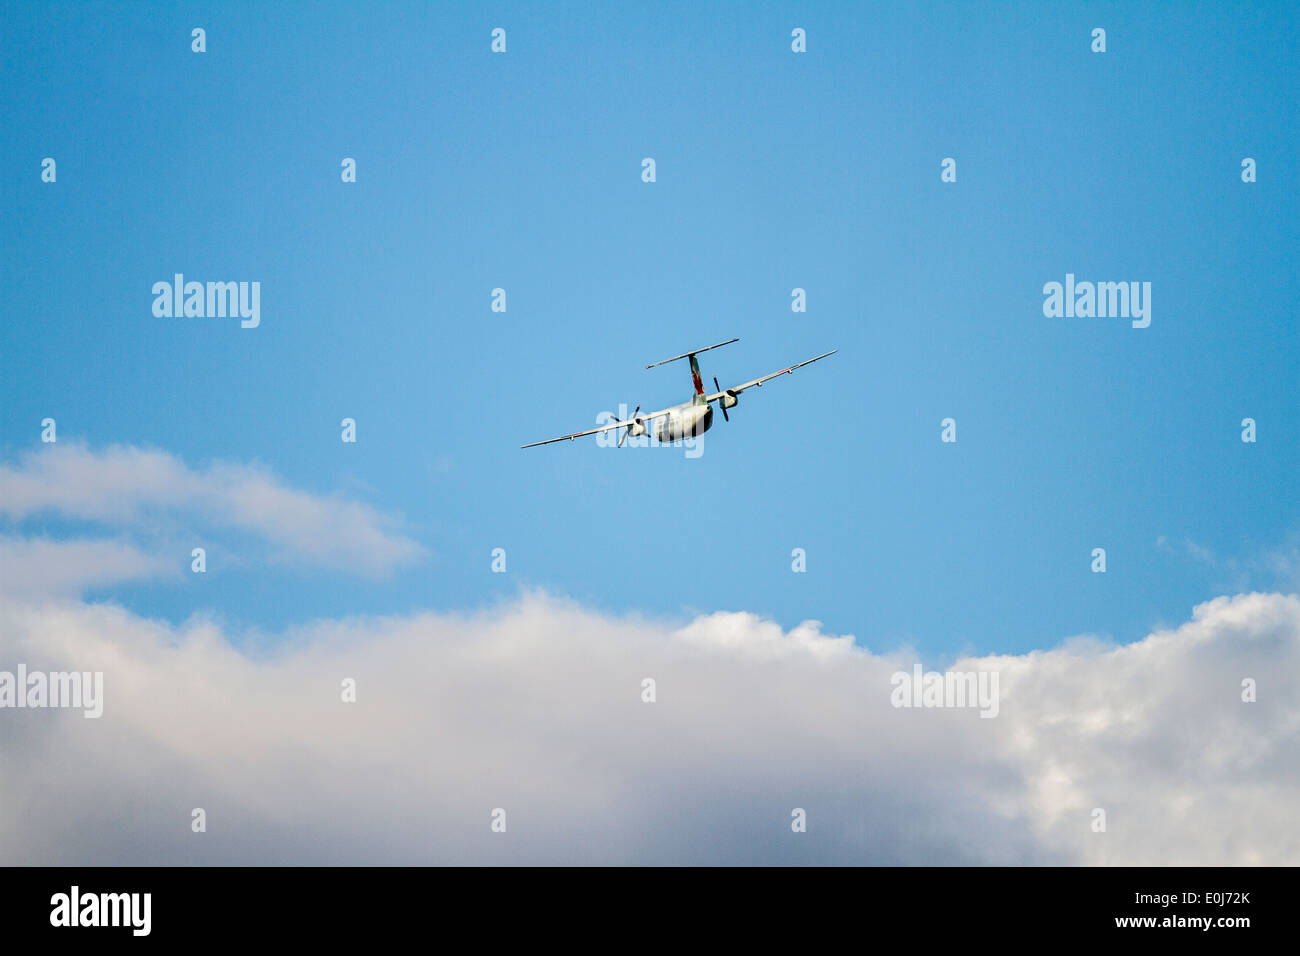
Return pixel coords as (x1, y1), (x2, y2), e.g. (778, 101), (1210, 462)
(653, 402), (713, 442)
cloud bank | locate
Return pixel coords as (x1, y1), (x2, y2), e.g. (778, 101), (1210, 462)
(1, 589), (1295, 865)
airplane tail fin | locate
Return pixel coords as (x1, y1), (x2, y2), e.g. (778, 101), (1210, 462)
(645, 338), (738, 406)
(689, 354), (705, 401)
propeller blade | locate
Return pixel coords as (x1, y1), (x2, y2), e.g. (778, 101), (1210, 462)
(618, 406), (642, 447)
(714, 377), (729, 422)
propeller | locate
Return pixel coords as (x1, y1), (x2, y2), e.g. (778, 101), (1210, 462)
(713, 377), (728, 422)
(618, 405), (641, 447)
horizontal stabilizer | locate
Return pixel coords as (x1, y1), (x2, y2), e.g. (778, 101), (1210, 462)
(645, 338), (739, 369)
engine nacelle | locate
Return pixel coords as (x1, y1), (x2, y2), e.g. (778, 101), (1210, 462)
(721, 391), (738, 410)
(628, 420), (647, 437)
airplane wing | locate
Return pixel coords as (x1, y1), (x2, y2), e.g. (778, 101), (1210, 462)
(521, 405), (677, 448)
(703, 349), (837, 403)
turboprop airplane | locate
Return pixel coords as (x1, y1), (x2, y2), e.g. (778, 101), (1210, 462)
(521, 338), (836, 448)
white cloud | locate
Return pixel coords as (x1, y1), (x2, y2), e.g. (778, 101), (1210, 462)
(0, 537), (176, 596)
(0, 589), (1295, 865)
(0, 443), (424, 578)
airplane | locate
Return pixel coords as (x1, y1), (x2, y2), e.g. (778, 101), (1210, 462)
(521, 338), (837, 448)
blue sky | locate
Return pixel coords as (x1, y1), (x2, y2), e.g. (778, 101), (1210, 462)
(2, 0), (1296, 660)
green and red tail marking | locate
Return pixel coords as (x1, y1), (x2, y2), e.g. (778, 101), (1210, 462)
(689, 354), (706, 405)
